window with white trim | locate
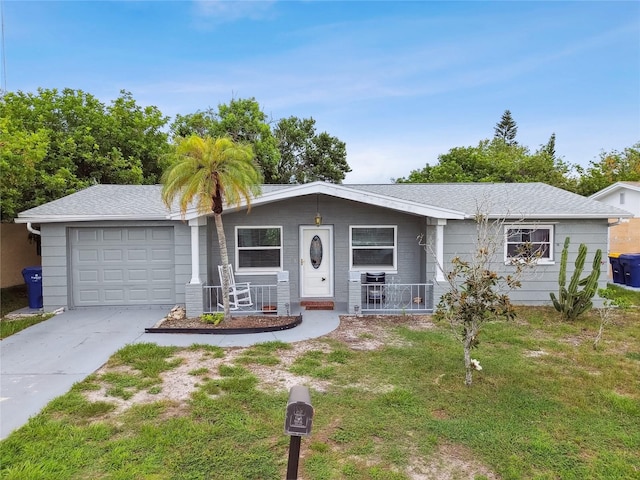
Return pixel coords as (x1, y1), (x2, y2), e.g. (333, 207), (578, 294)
(235, 227), (282, 272)
(504, 225), (554, 263)
(350, 226), (397, 271)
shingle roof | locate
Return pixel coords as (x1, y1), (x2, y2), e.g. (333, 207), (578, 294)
(349, 183), (629, 218)
(16, 182), (631, 223)
(17, 185), (168, 220)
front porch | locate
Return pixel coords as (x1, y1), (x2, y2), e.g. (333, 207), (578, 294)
(185, 272), (435, 317)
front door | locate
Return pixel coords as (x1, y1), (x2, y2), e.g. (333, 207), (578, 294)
(300, 226), (333, 298)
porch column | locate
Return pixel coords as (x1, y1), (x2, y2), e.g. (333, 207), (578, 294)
(426, 218), (446, 282)
(277, 271), (291, 316)
(348, 271), (361, 314)
(185, 217), (207, 318)
(189, 217), (207, 284)
(434, 219), (446, 282)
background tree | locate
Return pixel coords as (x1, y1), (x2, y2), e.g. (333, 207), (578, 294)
(395, 138), (576, 191)
(170, 98), (350, 184)
(576, 143), (640, 196)
(494, 109), (518, 146)
(0, 117), (49, 221)
(161, 135), (262, 322)
(273, 116), (350, 183)
(0, 88), (170, 219)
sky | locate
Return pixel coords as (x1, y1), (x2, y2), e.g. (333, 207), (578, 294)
(2, 1), (639, 184)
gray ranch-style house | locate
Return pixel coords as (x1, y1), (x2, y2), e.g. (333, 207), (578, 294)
(15, 182), (632, 317)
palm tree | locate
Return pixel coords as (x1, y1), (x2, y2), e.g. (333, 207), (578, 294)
(161, 135), (262, 322)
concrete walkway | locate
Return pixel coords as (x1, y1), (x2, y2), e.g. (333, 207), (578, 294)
(0, 306), (341, 440)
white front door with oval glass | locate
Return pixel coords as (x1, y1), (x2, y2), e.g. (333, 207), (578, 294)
(300, 226), (333, 298)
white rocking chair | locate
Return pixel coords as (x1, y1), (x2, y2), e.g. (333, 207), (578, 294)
(217, 264), (253, 310)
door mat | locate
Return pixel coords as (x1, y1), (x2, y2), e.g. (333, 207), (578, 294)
(300, 301), (334, 310)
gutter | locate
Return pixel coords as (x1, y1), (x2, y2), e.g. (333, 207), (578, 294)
(26, 222), (41, 236)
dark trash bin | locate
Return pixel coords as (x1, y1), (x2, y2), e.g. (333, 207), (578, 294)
(609, 254), (625, 284)
(22, 266), (43, 309)
(619, 254), (640, 288)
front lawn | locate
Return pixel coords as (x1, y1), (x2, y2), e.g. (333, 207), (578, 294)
(1, 306), (639, 479)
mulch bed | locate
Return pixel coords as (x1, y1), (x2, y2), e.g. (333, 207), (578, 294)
(145, 314), (302, 335)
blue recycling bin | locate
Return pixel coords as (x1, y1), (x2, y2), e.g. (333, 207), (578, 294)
(609, 254), (625, 284)
(619, 254), (640, 288)
(22, 266), (43, 309)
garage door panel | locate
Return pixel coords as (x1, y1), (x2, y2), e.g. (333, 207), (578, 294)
(71, 227), (175, 307)
(77, 230), (99, 242)
(152, 229), (172, 241)
(151, 248), (172, 261)
(151, 288), (173, 302)
(152, 269), (172, 281)
(126, 229), (147, 241)
(127, 249), (148, 261)
(103, 230), (124, 242)
(78, 250), (99, 262)
(104, 269), (124, 282)
(105, 289), (125, 302)
(127, 269), (148, 281)
(78, 289), (100, 303)
(79, 270), (99, 282)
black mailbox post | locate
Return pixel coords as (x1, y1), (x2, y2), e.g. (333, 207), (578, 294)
(284, 385), (313, 479)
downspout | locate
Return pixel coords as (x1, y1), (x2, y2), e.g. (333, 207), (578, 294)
(26, 222), (41, 236)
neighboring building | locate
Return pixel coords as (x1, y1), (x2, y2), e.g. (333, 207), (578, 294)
(589, 181), (640, 255)
(0, 223), (41, 288)
(15, 182), (631, 316)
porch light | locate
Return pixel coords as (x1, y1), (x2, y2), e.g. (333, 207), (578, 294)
(314, 194), (322, 226)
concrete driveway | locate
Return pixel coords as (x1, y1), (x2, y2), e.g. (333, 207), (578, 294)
(0, 307), (166, 440)
(0, 306), (340, 440)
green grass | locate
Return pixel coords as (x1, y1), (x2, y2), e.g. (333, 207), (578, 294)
(0, 284), (28, 317)
(0, 314), (52, 339)
(1, 307), (639, 479)
(603, 283), (640, 307)
(0, 284), (54, 339)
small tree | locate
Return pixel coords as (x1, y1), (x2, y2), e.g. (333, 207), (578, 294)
(423, 211), (535, 386)
(161, 135), (262, 322)
(593, 288), (630, 350)
(550, 237), (601, 321)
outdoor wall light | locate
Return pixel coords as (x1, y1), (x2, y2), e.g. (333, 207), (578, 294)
(314, 194), (322, 226)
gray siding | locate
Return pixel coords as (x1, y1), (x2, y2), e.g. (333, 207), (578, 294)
(441, 218), (610, 306)
(208, 195), (427, 303)
(41, 224), (68, 310)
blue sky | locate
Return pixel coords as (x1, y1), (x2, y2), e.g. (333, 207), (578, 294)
(3, 1), (639, 183)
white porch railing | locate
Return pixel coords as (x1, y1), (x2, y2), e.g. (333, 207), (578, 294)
(361, 283), (434, 313)
(204, 284), (278, 314)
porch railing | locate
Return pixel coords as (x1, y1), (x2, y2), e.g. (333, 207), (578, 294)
(360, 283), (434, 313)
(203, 284), (278, 314)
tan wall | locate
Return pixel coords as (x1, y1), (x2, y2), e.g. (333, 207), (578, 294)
(0, 223), (41, 288)
(608, 218), (640, 280)
(609, 218), (640, 254)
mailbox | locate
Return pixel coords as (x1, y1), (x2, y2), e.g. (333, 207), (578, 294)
(284, 385), (313, 436)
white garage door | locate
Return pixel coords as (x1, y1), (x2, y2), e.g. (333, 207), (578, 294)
(70, 227), (175, 306)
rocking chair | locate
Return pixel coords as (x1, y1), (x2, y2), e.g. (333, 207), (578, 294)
(217, 264), (253, 310)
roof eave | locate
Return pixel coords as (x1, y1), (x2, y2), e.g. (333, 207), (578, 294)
(167, 182), (467, 221)
(14, 214), (170, 224)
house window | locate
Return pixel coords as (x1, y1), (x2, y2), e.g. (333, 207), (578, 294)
(350, 226), (397, 271)
(504, 225), (554, 264)
(236, 227), (282, 272)
(620, 192), (625, 205)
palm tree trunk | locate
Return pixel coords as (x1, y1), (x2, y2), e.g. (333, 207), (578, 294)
(214, 213), (232, 322)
